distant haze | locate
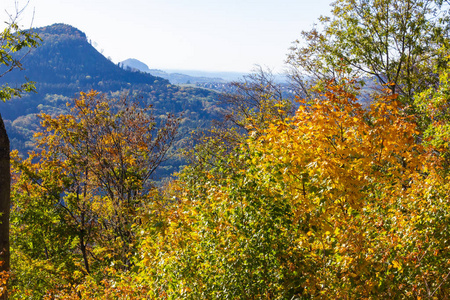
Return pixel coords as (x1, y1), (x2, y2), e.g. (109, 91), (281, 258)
(3, 0), (334, 73)
(160, 69), (247, 82)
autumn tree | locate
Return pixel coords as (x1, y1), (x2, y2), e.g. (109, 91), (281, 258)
(10, 90), (178, 297)
(183, 68), (294, 189)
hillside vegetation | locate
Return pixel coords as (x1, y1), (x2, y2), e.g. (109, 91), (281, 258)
(3, 0), (450, 298)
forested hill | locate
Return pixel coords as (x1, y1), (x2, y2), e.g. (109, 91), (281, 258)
(0, 24), (221, 156)
(4, 24), (167, 95)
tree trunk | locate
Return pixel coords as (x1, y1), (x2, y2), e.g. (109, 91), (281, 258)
(0, 114), (10, 300)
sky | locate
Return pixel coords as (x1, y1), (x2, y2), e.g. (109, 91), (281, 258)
(3, 0), (334, 73)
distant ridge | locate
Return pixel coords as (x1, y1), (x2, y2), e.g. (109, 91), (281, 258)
(121, 58), (151, 73)
(120, 58), (228, 84)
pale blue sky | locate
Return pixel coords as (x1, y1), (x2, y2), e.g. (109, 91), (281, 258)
(3, 0), (333, 72)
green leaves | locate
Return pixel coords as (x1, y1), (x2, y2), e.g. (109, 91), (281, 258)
(0, 22), (41, 102)
(289, 0), (449, 103)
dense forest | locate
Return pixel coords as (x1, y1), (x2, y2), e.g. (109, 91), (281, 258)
(2, 0), (450, 298)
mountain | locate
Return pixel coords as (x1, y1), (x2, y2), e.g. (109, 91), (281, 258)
(5, 25), (167, 93)
(0, 24), (223, 178)
(120, 58), (228, 85)
(120, 58), (152, 73)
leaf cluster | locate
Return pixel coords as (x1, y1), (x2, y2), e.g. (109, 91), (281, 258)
(0, 21), (40, 102)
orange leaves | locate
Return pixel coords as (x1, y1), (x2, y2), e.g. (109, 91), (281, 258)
(10, 90), (181, 297)
(237, 78), (448, 296)
(258, 80), (423, 210)
(0, 261), (8, 298)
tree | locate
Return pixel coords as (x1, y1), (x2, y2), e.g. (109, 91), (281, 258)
(415, 61), (450, 173)
(288, 0), (449, 102)
(0, 117), (10, 299)
(1, 18), (40, 102)
(10, 90), (179, 297)
(182, 68), (294, 188)
(0, 10), (40, 299)
(219, 68), (294, 135)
